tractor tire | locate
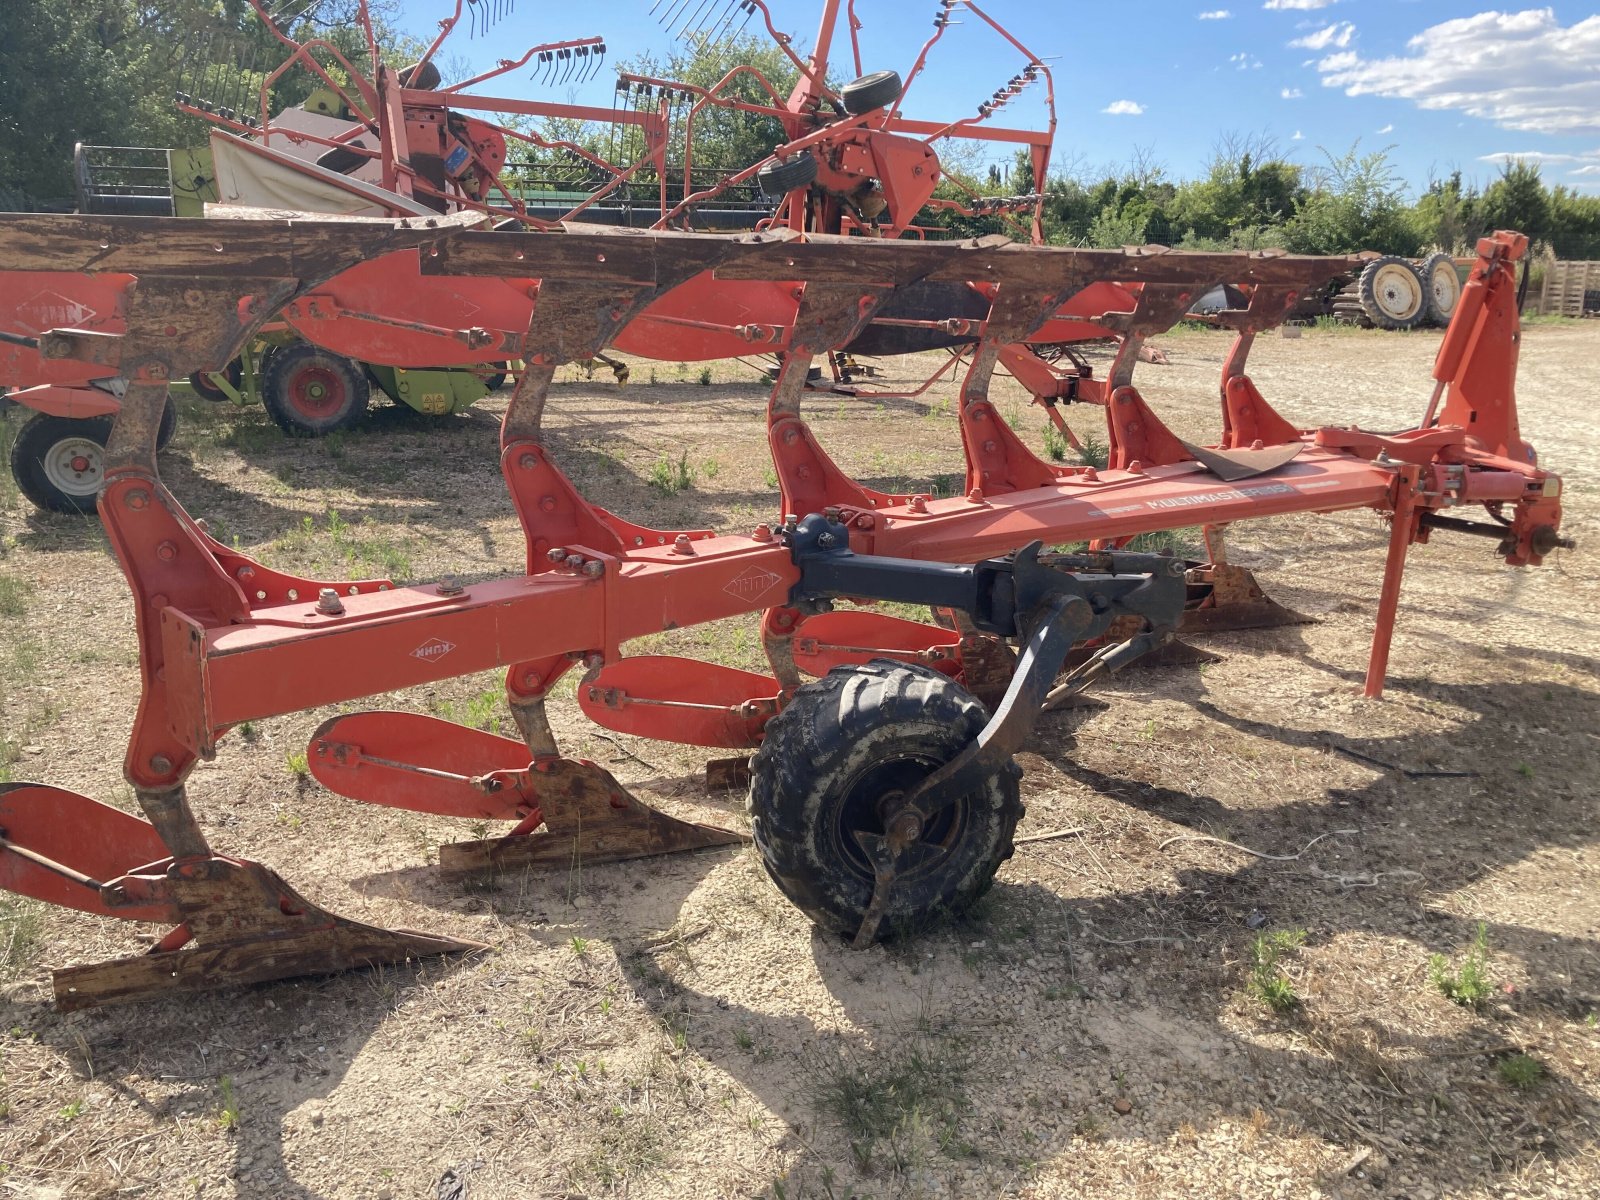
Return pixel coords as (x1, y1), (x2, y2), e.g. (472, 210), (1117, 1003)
(1420, 252), (1462, 326)
(756, 151), (818, 197)
(11, 413), (112, 514)
(840, 70), (903, 115)
(1358, 256), (1427, 330)
(747, 659), (1023, 942)
(189, 358), (244, 403)
(261, 342), (370, 437)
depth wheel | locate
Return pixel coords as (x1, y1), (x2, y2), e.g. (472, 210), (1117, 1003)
(261, 342), (370, 436)
(1420, 252), (1462, 326)
(10, 414), (111, 514)
(748, 660), (1023, 941)
(1358, 257), (1427, 330)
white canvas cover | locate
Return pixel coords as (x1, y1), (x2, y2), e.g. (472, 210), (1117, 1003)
(208, 130), (433, 217)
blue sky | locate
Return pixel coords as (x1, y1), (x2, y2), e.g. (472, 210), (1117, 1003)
(394, 1), (1600, 194)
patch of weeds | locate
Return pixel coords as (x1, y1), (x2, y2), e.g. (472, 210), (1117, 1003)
(0, 575), (29, 618)
(436, 688), (504, 735)
(1497, 1053), (1544, 1089)
(1248, 928), (1307, 1014)
(284, 750), (310, 778)
(58, 1098), (85, 1122)
(1516, 762), (1535, 779)
(0, 897), (42, 979)
(216, 1076), (240, 1132)
(647, 452), (696, 495)
(1077, 432), (1110, 469)
(696, 366), (714, 386)
(1430, 922), (1494, 1008)
(270, 509), (414, 582)
(702, 458), (720, 481)
(801, 1019), (974, 1172)
(236, 720), (258, 743)
(570, 936), (590, 959)
(1042, 423), (1069, 462)
(565, 1103), (665, 1190)
(762, 463), (779, 490)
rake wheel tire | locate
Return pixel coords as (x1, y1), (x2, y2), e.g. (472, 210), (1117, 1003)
(1358, 256), (1427, 330)
(748, 660), (1023, 942)
(757, 151), (818, 197)
(315, 141), (370, 176)
(841, 70), (903, 115)
(1420, 252), (1462, 326)
(262, 342), (370, 437)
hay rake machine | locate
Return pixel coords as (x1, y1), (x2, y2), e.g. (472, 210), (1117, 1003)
(0, 202), (1569, 1009)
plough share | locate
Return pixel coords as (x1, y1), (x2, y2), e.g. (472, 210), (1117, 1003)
(0, 208), (1569, 1008)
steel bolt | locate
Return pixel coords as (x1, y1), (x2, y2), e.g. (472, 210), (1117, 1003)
(565, 555), (586, 571)
(126, 489), (149, 510)
(437, 576), (464, 596)
(909, 495), (929, 513)
(824, 506), (842, 523)
(522, 670), (542, 689)
(1127, 460), (1145, 474)
(1082, 467), (1099, 481)
(582, 560), (604, 578)
(784, 514), (799, 531)
(672, 534), (695, 555)
(520, 453), (538, 470)
(149, 755), (173, 775)
(752, 523), (774, 542)
(156, 541), (177, 562)
(540, 495), (557, 512)
(316, 587), (345, 615)
(547, 548), (568, 563)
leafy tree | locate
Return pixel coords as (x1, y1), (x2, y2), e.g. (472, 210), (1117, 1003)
(1478, 160), (1551, 248)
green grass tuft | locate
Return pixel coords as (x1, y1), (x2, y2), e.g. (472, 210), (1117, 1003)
(1430, 922), (1495, 1008)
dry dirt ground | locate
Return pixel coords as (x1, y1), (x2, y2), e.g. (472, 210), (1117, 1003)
(0, 322), (1597, 1200)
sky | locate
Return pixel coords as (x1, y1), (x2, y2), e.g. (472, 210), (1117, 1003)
(391, 1), (1600, 195)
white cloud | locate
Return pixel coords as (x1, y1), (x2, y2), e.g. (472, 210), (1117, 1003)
(1571, 164), (1600, 176)
(1229, 52), (1263, 70)
(1264, 0), (1338, 9)
(1376, 123), (1394, 134)
(1198, 9), (1233, 18)
(1281, 87), (1304, 99)
(1291, 21), (1355, 50)
(1102, 100), (1146, 116)
(1315, 10), (1600, 136)
(1477, 150), (1586, 165)
(1291, 130), (1305, 140)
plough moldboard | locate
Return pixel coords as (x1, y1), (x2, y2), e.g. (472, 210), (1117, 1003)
(0, 210), (1570, 1008)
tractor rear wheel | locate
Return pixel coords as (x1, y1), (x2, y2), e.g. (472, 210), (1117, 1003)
(262, 343), (370, 436)
(841, 70), (903, 115)
(1420, 252), (1462, 326)
(1358, 257), (1427, 330)
(757, 151), (818, 197)
(747, 660), (1022, 941)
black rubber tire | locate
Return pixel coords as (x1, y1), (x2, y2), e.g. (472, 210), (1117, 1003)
(1420, 252), (1462, 327)
(748, 660), (1023, 941)
(10, 413), (111, 514)
(189, 358), (243, 403)
(482, 362), (510, 392)
(155, 396), (178, 451)
(315, 140), (370, 176)
(261, 342), (370, 437)
(756, 151), (819, 197)
(1358, 256), (1427, 330)
(840, 70), (903, 115)
(399, 61), (442, 90)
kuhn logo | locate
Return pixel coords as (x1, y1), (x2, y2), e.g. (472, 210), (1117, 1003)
(15, 290), (96, 332)
(723, 566), (783, 603)
(411, 638), (456, 662)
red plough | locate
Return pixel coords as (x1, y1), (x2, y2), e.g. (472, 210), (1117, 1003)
(0, 204), (1570, 1007)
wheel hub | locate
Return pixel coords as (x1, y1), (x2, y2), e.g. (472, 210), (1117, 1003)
(42, 437), (105, 497)
(289, 365), (347, 419)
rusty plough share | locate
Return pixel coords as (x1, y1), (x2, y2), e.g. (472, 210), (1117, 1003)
(0, 209), (1570, 1007)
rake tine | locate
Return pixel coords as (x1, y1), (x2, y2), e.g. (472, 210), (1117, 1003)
(735, 1), (758, 38)
(659, 0), (696, 34)
(559, 48), (573, 86)
(703, 0), (740, 42)
(679, 0), (721, 40)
